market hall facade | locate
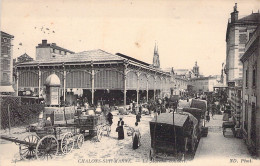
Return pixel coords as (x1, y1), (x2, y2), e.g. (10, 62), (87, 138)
(16, 40), (171, 106)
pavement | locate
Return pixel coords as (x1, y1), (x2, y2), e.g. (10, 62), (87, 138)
(193, 114), (260, 165)
(1, 106), (260, 166)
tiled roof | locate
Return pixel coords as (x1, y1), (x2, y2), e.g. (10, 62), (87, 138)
(237, 13), (260, 23)
(18, 49), (124, 65)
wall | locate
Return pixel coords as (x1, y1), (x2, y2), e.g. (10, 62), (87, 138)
(242, 31), (260, 156)
(0, 33), (13, 86)
(36, 47), (51, 60)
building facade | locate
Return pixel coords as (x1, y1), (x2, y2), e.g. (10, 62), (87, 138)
(225, 3), (259, 84)
(241, 24), (260, 157)
(225, 4), (260, 136)
(189, 76), (220, 93)
(0, 31), (14, 94)
(36, 40), (74, 61)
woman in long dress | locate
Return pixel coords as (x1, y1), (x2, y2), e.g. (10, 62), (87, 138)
(132, 122), (141, 149)
(117, 118), (124, 140)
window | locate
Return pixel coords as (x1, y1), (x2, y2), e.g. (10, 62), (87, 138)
(245, 69), (248, 88)
(1, 46), (8, 54)
(2, 60), (9, 70)
(2, 73), (8, 82)
(252, 68), (256, 87)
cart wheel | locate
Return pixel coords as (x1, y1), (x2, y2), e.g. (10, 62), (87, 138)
(19, 134), (40, 160)
(96, 126), (103, 142)
(61, 132), (74, 155)
(149, 149), (155, 161)
(36, 135), (58, 160)
(76, 134), (84, 149)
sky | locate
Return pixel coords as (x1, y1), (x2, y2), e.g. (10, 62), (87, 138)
(1, 0), (260, 76)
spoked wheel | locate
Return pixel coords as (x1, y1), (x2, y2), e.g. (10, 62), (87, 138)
(76, 134), (84, 149)
(95, 126), (103, 142)
(61, 132), (74, 155)
(36, 135), (58, 160)
(19, 135), (40, 160)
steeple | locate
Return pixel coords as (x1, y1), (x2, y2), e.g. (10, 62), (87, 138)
(193, 61), (199, 78)
(153, 42), (160, 68)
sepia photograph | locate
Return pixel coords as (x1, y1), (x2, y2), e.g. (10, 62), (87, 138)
(0, 0), (260, 165)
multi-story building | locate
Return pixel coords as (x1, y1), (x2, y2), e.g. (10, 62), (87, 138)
(36, 39), (74, 61)
(225, 3), (259, 84)
(189, 76), (220, 93)
(225, 4), (260, 132)
(240, 24), (260, 157)
(0, 31), (14, 94)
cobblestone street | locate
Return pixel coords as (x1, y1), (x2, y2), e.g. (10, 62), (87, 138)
(0, 112), (154, 165)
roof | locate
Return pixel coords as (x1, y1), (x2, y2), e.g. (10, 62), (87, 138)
(18, 49), (124, 65)
(50, 43), (74, 54)
(190, 99), (207, 112)
(150, 112), (188, 127)
(173, 69), (190, 76)
(226, 13), (260, 41)
(17, 53), (33, 62)
(183, 107), (205, 113)
(1, 31), (14, 38)
(241, 25), (260, 62)
(190, 76), (218, 81)
(237, 13), (260, 24)
(116, 53), (150, 66)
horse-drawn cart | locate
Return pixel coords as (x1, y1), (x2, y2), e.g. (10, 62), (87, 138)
(0, 107), (109, 160)
(149, 112), (198, 161)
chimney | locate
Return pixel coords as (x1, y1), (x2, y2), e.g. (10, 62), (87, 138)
(42, 39), (47, 46)
(231, 3), (239, 23)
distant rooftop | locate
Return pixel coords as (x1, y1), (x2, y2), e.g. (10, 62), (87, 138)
(237, 13), (260, 24)
(1, 31), (14, 38)
(36, 40), (74, 54)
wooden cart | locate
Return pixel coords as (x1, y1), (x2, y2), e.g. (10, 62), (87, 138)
(149, 112), (196, 161)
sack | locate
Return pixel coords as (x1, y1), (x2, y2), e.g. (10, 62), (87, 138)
(116, 127), (119, 132)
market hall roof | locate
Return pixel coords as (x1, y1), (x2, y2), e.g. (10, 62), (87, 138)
(18, 49), (123, 65)
(17, 49), (170, 75)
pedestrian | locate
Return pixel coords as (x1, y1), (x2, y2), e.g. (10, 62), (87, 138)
(132, 122), (141, 149)
(211, 109), (215, 120)
(139, 105), (142, 115)
(136, 112), (141, 123)
(107, 110), (113, 126)
(116, 117), (125, 140)
(206, 111), (210, 122)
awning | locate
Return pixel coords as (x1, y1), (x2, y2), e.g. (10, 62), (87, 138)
(0, 86), (15, 93)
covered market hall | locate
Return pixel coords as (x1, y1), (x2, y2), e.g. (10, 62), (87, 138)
(16, 49), (171, 107)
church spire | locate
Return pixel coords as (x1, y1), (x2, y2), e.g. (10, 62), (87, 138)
(153, 42), (160, 68)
